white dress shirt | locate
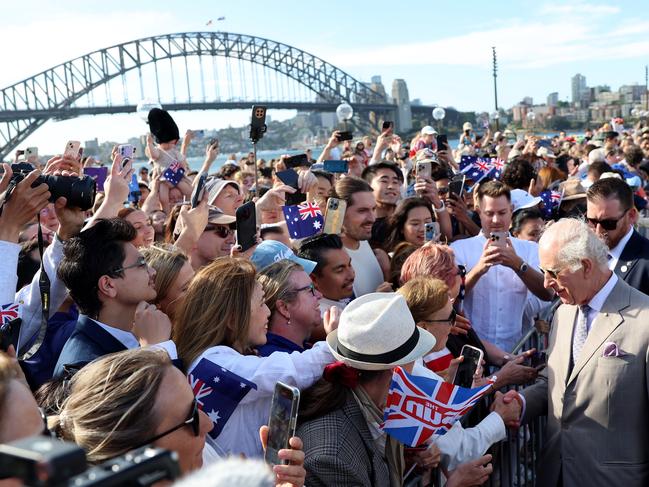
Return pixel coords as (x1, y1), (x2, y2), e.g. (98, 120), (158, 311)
(188, 341), (333, 459)
(577, 272), (618, 335)
(412, 359), (505, 470)
(345, 240), (384, 298)
(91, 317), (178, 359)
(451, 233), (541, 353)
(607, 226), (634, 271)
(318, 296), (350, 316)
(0, 241), (21, 306)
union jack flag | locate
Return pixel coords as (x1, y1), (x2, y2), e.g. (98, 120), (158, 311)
(459, 156), (503, 186)
(188, 358), (257, 441)
(382, 366), (494, 447)
(282, 201), (324, 239)
(0, 304), (20, 325)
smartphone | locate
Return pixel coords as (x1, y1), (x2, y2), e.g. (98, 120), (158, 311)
(448, 175), (466, 197)
(25, 147), (38, 161)
(84, 167), (108, 192)
(424, 222), (440, 242)
(527, 351), (547, 369)
(118, 144), (136, 162)
(453, 345), (484, 388)
(382, 121), (393, 131)
(192, 130), (205, 137)
(264, 382), (300, 466)
(284, 154), (309, 169)
(489, 231), (508, 248)
(208, 138), (219, 148)
(323, 198), (347, 235)
(537, 139), (552, 148)
(276, 169), (307, 206)
(250, 105), (267, 142)
(416, 161), (432, 179)
(436, 134), (448, 151)
(63, 140), (81, 159)
(323, 160), (348, 174)
(336, 131), (353, 142)
(191, 173), (207, 208)
(236, 201), (257, 252)
(128, 174), (141, 204)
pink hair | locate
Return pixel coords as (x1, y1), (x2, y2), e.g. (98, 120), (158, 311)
(400, 243), (457, 288)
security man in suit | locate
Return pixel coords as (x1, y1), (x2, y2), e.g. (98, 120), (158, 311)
(506, 218), (649, 487)
(586, 176), (649, 296)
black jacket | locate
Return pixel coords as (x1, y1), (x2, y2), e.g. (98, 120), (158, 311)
(614, 230), (649, 296)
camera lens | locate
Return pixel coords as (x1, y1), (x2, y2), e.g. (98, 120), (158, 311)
(39, 175), (97, 210)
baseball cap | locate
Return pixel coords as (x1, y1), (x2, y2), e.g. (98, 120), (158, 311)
(250, 240), (317, 275)
(536, 147), (556, 159)
(463, 122), (473, 131)
(205, 178), (241, 206)
(510, 189), (542, 212)
(207, 206), (236, 226)
(421, 126), (438, 136)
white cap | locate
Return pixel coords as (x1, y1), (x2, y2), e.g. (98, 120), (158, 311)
(510, 189), (542, 212)
(421, 125), (438, 136)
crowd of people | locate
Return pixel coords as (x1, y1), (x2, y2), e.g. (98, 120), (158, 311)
(2, 108), (649, 487)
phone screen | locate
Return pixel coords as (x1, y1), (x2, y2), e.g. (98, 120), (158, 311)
(382, 121), (393, 131)
(236, 201), (257, 252)
(454, 346), (482, 388)
(436, 134), (448, 150)
(448, 176), (465, 197)
(323, 160), (349, 174)
(265, 383), (299, 465)
(284, 154), (309, 169)
(191, 173), (207, 208)
(336, 131), (353, 142)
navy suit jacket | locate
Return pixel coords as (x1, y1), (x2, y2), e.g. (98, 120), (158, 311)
(615, 230), (649, 297)
(53, 314), (127, 379)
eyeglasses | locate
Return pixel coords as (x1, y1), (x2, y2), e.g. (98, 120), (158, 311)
(422, 309), (457, 326)
(437, 187), (449, 195)
(134, 397), (200, 449)
(113, 256), (148, 274)
(539, 264), (576, 280)
(205, 225), (235, 238)
(586, 209), (628, 231)
(292, 282), (317, 297)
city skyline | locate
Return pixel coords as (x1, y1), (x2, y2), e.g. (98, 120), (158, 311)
(1, 0), (648, 152)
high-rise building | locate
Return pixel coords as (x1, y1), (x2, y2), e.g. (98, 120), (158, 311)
(571, 74), (587, 104)
(547, 92), (559, 107)
(391, 79), (412, 132)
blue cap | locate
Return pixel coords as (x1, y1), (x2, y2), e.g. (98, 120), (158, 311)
(250, 240), (317, 275)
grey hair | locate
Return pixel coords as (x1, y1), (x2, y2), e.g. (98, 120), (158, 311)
(173, 457), (274, 487)
(539, 218), (609, 271)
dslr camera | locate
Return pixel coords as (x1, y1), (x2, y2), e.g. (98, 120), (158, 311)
(10, 163), (96, 210)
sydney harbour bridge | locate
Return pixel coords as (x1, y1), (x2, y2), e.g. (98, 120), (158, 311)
(0, 31), (456, 159)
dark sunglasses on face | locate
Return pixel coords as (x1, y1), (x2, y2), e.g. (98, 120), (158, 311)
(134, 397), (200, 450)
(586, 209), (627, 231)
(205, 225), (235, 238)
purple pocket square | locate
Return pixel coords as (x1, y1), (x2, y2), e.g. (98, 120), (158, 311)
(602, 342), (626, 357)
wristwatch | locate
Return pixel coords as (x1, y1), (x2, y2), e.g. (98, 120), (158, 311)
(518, 260), (529, 274)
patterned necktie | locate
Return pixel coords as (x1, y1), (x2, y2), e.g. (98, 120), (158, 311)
(572, 304), (591, 364)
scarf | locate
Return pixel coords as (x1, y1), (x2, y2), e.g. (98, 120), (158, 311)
(352, 385), (404, 487)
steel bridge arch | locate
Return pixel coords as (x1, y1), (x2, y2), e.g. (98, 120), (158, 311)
(0, 31), (389, 158)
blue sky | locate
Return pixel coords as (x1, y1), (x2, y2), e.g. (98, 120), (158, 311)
(2, 0), (648, 152)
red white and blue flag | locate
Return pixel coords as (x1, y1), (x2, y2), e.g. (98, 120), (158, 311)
(382, 366), (494, 447)
(0, 304), (20, 325)
(188, 358), (257, 440)
(163, 161), (186, 186)
(459, 156), (505, 184)
(282, 201), (324, 239)
(539, 189), (563, 219)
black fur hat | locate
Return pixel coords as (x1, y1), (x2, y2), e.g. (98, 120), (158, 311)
(147, 108), (180, 144)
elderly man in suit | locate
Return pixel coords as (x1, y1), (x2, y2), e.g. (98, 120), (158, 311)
(586, 176), (649, 295)
(506, 218), (649, 487)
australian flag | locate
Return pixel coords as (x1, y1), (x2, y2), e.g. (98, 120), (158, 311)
(282, 201), (324, 239)
(0, 304), (20, 325)
(163, 161), (185, 186)
(460, 156), (504, 183)
(382, 366), (494, 447)
(188, 358), (257, 440)
(539, 189), (563, 219)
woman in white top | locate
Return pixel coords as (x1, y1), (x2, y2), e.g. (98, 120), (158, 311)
(397, 277), (521, 471)
(173, 257), (337, 458)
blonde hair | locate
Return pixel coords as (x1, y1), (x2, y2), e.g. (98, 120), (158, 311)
(0, 353), (23, 424)
(173, 258), (257, 367)
(58, 349), (170, 463)
(257, 260), (302, 315)
(397, 277), (450, 323)
(141, 244), (189, 304)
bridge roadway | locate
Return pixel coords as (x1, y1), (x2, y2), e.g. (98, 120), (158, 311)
(0, 102), (436, 121)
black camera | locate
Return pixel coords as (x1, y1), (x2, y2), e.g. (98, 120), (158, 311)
(10, 163), (96, 210)
(0, 435), (180, 486)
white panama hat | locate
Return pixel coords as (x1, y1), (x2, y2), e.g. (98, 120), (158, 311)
(326, 293), (436, 371)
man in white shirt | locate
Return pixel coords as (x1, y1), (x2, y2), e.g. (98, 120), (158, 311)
(53, 218), (175, 378)
(586, 176), (649, 295)
(334, 176), (391, 297)
(451, 181), (553, 356)
(298, 233), (356, 315)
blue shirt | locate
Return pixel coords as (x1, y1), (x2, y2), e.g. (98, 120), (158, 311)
(257, 332), (305, 357)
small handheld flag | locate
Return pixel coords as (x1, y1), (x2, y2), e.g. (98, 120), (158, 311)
(163, 161), (186, 186)
(0, 304), (20, 325)
(282, 201), (324, 239)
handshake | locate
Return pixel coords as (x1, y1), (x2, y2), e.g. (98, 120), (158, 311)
(491, 390), (523, 429)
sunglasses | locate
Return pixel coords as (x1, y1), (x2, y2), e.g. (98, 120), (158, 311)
(134, 397), (200, 449)
(586, 209), (628, 231)
(205, 225), (235, 238)
(422, 309), (457, 326)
